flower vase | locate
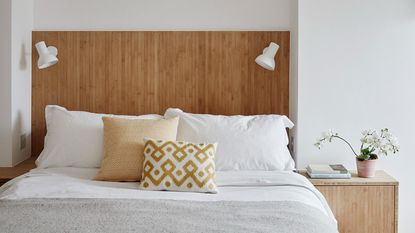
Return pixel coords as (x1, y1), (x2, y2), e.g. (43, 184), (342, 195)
(356, 158), (377, 178)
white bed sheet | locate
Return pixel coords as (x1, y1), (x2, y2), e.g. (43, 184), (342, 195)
(0, 168), (336, 222)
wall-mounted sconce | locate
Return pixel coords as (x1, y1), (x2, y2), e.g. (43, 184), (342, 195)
(35, 41), (58, 69)
(255, 42), (279, 71)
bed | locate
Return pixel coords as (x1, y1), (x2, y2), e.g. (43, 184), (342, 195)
(0, 168), (337, 233)
(0, 31), (337, 233)
(0, 107), (337, 233)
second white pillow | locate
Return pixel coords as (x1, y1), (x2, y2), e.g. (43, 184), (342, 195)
(164, 108), (295, 171)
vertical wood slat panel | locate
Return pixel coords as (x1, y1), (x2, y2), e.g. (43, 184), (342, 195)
(32, 31), (290, 156)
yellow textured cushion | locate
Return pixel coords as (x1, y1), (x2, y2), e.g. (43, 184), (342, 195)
(140, 138), (217, 193)
(94, 117), (179, 182)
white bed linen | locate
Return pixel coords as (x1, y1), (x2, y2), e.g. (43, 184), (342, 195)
(0, 168), (335, 222)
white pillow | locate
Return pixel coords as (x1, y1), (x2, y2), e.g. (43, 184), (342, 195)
(36, 105), (162, 168)
(164, 108), (295, 171)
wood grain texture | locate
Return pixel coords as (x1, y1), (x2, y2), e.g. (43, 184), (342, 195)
(317, 185), (397, 233)
(301, 171), (399, 233)
(32, 31), (290, 156)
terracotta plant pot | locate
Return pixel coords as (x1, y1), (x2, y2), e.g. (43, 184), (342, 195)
(356, 158), (377, 178)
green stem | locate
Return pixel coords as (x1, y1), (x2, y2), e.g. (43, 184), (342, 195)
(333, 135), (359, 156)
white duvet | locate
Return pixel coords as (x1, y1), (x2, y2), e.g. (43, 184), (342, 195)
(0, 168), (335, 223)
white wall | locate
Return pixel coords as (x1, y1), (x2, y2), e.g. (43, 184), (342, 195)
(289, 0), (299, 160)
(0, 0), (13, 166)
(0, 0), (33, 167)
(11, 0), (33, 165)
(34, 0), (291, 30)
(297, 1), (415, 232)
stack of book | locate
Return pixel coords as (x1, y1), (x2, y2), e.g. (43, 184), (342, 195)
(306, 164), (351, 179)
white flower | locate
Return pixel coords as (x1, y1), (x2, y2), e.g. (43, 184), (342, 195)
(368, 137), (374, 144)
(321, 129), (337, 141)
(359, 128), (400, 156)
(314, 141), (321, 149)
(316, 128), (399, 158)
(322, 131), (330, 139)
(314, 130), (339, 149)
(361, 129), (375, 136)
(390, 135), (398, 145)
(382, 130), (392, 139)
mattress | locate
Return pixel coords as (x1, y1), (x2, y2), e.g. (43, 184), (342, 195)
(0, 168), (338, 233)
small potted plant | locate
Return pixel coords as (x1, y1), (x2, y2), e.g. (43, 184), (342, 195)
(314, 128), (399, 178)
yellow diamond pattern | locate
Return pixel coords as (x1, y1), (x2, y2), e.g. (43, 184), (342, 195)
(140, 139), (217, 193)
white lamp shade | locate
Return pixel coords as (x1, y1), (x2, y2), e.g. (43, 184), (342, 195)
(36, 41), (58, 69)
(255, 42), (279, 71)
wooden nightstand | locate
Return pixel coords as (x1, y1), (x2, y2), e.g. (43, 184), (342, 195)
(0, 157), (36, 187)
(300, 170), (398, 233)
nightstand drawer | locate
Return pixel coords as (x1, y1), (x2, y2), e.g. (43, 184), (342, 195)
(316, 185), (397, 233)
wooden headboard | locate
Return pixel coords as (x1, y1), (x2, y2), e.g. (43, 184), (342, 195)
(32, 31), (290, 156)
